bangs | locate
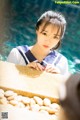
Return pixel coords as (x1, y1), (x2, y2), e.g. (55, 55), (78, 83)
(40, 19), (63, 39)
(36, 11), (66, 40)
(50, 18), (64, 39)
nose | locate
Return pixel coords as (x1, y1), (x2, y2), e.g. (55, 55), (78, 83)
(46, 36), (53, 43)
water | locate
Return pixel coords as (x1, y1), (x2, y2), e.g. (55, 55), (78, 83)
(0, 0), (80, 73)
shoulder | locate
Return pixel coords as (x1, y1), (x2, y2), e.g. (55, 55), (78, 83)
(17, 45), (29, 53)
(7, 47), (20, 62)
(53, 50), (68, 70)
(9, 48), (19, 55)
(54, 50), (67, 62)
(7, 48), (19, 64)
(9, 45), (30, 59)
(9, 45), (30, 55)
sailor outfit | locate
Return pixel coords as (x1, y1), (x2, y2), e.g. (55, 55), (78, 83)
(7, 45), (69, 75)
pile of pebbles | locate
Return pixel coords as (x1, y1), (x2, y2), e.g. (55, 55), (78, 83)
(0, 89), (60, 117)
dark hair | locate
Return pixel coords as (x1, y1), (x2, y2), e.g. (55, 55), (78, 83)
(36, 10), (66, 49)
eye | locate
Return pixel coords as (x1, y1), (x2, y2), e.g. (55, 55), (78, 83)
(53, 36), (59, 39)
(42, 32), (47, 35)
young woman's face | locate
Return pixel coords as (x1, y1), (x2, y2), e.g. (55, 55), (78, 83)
(36, 22), (61, 50)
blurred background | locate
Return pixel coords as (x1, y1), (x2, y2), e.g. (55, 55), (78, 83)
(0, 0), (80, 73)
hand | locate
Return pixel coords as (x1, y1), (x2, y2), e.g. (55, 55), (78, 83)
(27, 62), (45, 71)
(45, 64), (60, 74)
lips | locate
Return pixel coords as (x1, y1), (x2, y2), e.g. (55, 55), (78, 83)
(43, 45), (49, 48)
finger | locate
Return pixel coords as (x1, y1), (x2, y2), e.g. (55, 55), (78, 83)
(51, 69), (60, 74)
(35, 63), (40, 71)
(27, 62), (37, 69)
(45, 67), (60, 74)
(46, 69), (60, 74)
(45, 67), (52, 71)
(52, 67), (60, 74)
(45, 65), (52, 70)
(45, 66), (53, 71)
(36, 63), (45, 71)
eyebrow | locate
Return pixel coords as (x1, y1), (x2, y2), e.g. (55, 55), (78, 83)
(42, 30), (61, 37)
(54, 34), (61, 36)
(42, 30), (47, 32)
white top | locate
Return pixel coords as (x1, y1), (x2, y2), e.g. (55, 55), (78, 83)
(7, 45), (69, 76)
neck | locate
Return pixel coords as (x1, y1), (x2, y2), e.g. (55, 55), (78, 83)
(30, 43), (50, 62)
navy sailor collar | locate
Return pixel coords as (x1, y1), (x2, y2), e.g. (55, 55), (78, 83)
(25, 48), (57, 66)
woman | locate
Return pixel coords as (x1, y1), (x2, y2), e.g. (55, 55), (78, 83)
(7, 10), (69, 75)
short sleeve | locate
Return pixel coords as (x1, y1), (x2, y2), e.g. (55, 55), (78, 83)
(56, 55), (70, 77)
(7, 48), (20, 64)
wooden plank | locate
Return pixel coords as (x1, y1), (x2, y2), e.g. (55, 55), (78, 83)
(0, 61), (63, 102)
